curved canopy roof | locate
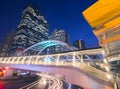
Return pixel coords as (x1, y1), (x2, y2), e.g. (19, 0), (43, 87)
(23, 40), (74, 54)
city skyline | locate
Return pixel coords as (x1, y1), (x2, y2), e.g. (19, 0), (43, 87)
(0, 1), (118, 89)
(0, 0), (98, 48)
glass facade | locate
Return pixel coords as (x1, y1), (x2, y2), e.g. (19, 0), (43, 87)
(0, 30), (14, 57)
(49, 29), (70, 53)
(52, 29), (70, 44)
(10, 4), (49, 56)
(73, 40), (86, 50)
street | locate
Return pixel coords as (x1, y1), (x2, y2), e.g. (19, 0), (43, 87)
(0, 75), (83, 89)
(0, 76), (39, 89)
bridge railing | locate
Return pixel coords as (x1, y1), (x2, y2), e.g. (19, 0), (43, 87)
(0, 56), (113, 83)
(113, 73), (120, 88)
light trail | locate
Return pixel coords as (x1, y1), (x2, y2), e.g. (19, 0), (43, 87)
(68, 83), (71, 89)
(20, 73), (72, 89)
(19, 79), (40, 89)
(26, 77), (46, 89)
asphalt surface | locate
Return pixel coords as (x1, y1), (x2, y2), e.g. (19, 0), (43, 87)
(0, 76), (39, 89)
(0, 76), (83, 89)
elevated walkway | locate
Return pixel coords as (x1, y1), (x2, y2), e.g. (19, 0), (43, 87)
(0, 59), (114, 89)
(0, 48), (115, 89)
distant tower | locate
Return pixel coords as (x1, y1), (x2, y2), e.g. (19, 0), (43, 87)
(0, 30), (14, 57)
(49, 29), (70, 53)
(52, 29), (70, 45)
(73, 40), (86, 50)
(10, 4), (49, 56)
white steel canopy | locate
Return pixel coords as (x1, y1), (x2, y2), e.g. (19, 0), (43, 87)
(23, 40), (75, 55)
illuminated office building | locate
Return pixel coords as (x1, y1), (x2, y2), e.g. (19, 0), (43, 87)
(49, 29), (70, 53)
(10, 4), (49, 56)
(52, 29), (70, 44)
(73, 40), (86, 50)
(0, 30), (14, 57)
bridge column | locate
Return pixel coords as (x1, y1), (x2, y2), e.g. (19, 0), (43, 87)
(16, 57), (21, 64)
(66, 54), (68, 62)
(56, 54), (60, 65)
(81, 54), (84, 63)
(27, 56), (32, 64)
(11, 57), (16, 64)
(44, 55), (48, 65)
(6, 57), (11, 63)
(22, 57), (26, 64)
(3, 58), (6, 63)
(35, 56), (40, 64)
(72, 52), (76, 66)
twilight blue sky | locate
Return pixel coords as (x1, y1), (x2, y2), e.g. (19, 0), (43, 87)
(0, 0), (99, 48)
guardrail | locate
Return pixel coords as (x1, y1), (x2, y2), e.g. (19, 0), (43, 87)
(0, 57), (113, 84)
(113, 73), (120, 89)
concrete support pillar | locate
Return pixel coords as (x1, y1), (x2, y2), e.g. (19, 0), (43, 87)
(44, 55), (48, 65)
(76, 53), (81, 63)
(56, 54), (60, 65)
(12, 57), (16, 63)
(81, 54), (84, 63)
(22, 57), (26, 64)
(35, 56), (40, 64)
(72, 52), (75, 66)
(16, 57), (21, 64)
(67, 54), (68, 61)
(3, 58), (6, 63)
(27, 56), (32, 64)
(7, 57), (12, 63)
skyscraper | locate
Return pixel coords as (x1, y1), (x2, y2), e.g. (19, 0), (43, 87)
(0, 30), (14, 57)
(51, 29), (70, 45)
(73, 40), (86, 50)
(10, 4), (49, 56)
(49, 29), (70, 53)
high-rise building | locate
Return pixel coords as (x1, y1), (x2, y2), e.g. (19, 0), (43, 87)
(73, 40), (86, 50)
(0, 30), (14, 57)
(49, 29), (70, 53)
(51, 29), (70, 45)
(10, 4), (49, 56)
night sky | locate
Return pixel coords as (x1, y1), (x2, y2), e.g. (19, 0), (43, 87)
(0, 0), (99, 48)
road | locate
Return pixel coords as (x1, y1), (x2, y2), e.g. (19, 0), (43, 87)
(0, 76), (39, 89)
(20, 73), (64, 89)
(0, 74), (83, 89)
(20, 73), (83, 89)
